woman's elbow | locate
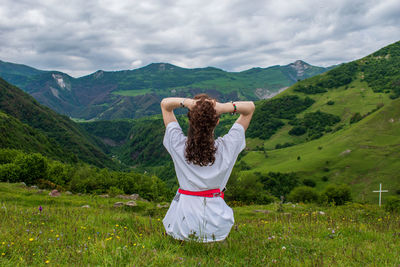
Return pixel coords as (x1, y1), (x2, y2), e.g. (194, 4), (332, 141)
(160, 98), (167, 109)
(249, 101), (255, 113)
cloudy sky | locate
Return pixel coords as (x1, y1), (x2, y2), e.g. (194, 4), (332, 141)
(0, 0), (399, 77)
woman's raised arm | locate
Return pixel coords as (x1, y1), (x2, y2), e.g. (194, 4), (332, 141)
(160, 97), (196, 127)
(215, 101), (255, 131)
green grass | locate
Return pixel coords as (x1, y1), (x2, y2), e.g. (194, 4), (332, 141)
(243, 97), (400, 203)
(0, 182), (399, 266)
(112, 89), (152, 97)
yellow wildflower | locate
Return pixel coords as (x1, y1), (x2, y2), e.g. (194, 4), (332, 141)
(45, 260), (50, 264)
(29, 238), (34, 242)
(88, 237), (91, 240)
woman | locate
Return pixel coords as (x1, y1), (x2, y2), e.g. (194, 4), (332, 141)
(160, 94), (255, 242)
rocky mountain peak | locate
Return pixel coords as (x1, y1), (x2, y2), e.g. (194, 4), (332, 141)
(289, 60), (311, 77)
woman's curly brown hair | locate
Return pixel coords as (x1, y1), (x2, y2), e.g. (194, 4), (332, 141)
(185, 94), (219, 166)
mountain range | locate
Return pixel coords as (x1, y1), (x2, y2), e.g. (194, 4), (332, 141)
(0, 60), (330, 120)
(80, 40), (400, 202)
(1, 40), (399, 203)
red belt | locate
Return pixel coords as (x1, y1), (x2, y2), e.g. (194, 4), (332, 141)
(178, 188), (224, 199)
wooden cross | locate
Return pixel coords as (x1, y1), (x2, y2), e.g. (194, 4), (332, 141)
(372, 183), (388, 206)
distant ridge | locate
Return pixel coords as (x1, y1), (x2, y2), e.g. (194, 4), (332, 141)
(0, 60), (330, 120)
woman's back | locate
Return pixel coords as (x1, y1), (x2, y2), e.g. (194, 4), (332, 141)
(163, 121), (245, 191)
(160, 95), (254, 242)
(162, 121), (246, 242)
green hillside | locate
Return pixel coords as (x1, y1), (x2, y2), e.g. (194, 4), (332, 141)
(243, 98), (400, 202)
(0, 60), (329, 120)
(0, 77), (117, 169)
(240, 41), (400, 202)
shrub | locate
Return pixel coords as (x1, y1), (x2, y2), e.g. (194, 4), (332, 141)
(257, 172), (300, 199)
(226, 171), (277, 204)
(385, 196), (400, 212)
(350, 113), (363, 124)
(14, 153), (48, 185)
(320, 184), (352, 205)
(321, 176), (329, 182)
(302, 178), (316, 187)
(0, 149), (22, 164)
(0, 163), (21, 183)
(275, 142), (295, 149)
(108, 186), (124, 197)
(289, 126), (306, 136)
(327, 100), (335, 105)
(288, 186), (319, 203)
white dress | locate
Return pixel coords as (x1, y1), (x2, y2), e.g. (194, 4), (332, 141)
(162, 121), (246, 242)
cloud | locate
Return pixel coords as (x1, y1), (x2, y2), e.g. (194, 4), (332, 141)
(0, 0), (399, 77)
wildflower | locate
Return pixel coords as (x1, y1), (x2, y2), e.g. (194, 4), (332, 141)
(2, 242), (5, 245)
(142, 245), (145, 248)
(39, 206), (43, 212)
(282, 246), (286, 250)
(56, 235), (59, 238)
(28, 222), (32, 224)
(88, 237), (91, 240)
(116, 236), (120, 239)
(134, 243), (136, 246)
(332, 230), (335, 234)
(124, 226), (127, 229)
(116, 224), (119, 227)
(50, 230), (54, 232)
(157, 219), (160, 221)
(1, 253), (5, 256)
(45, 260), (50, 264)
(29, 238), (34, 242)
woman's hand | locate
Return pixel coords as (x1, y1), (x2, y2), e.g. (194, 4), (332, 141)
(185, 98), (196, 110)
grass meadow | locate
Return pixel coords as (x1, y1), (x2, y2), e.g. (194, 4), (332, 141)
(0, 182), (399, 266)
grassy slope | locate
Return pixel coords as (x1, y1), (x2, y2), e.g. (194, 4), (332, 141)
(239, 41), (400, 203)
(0, 182), (399, 266)
(243, 91), (400, 203)
(0, 111), (65, 157)
(0, 77), (116, 169)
